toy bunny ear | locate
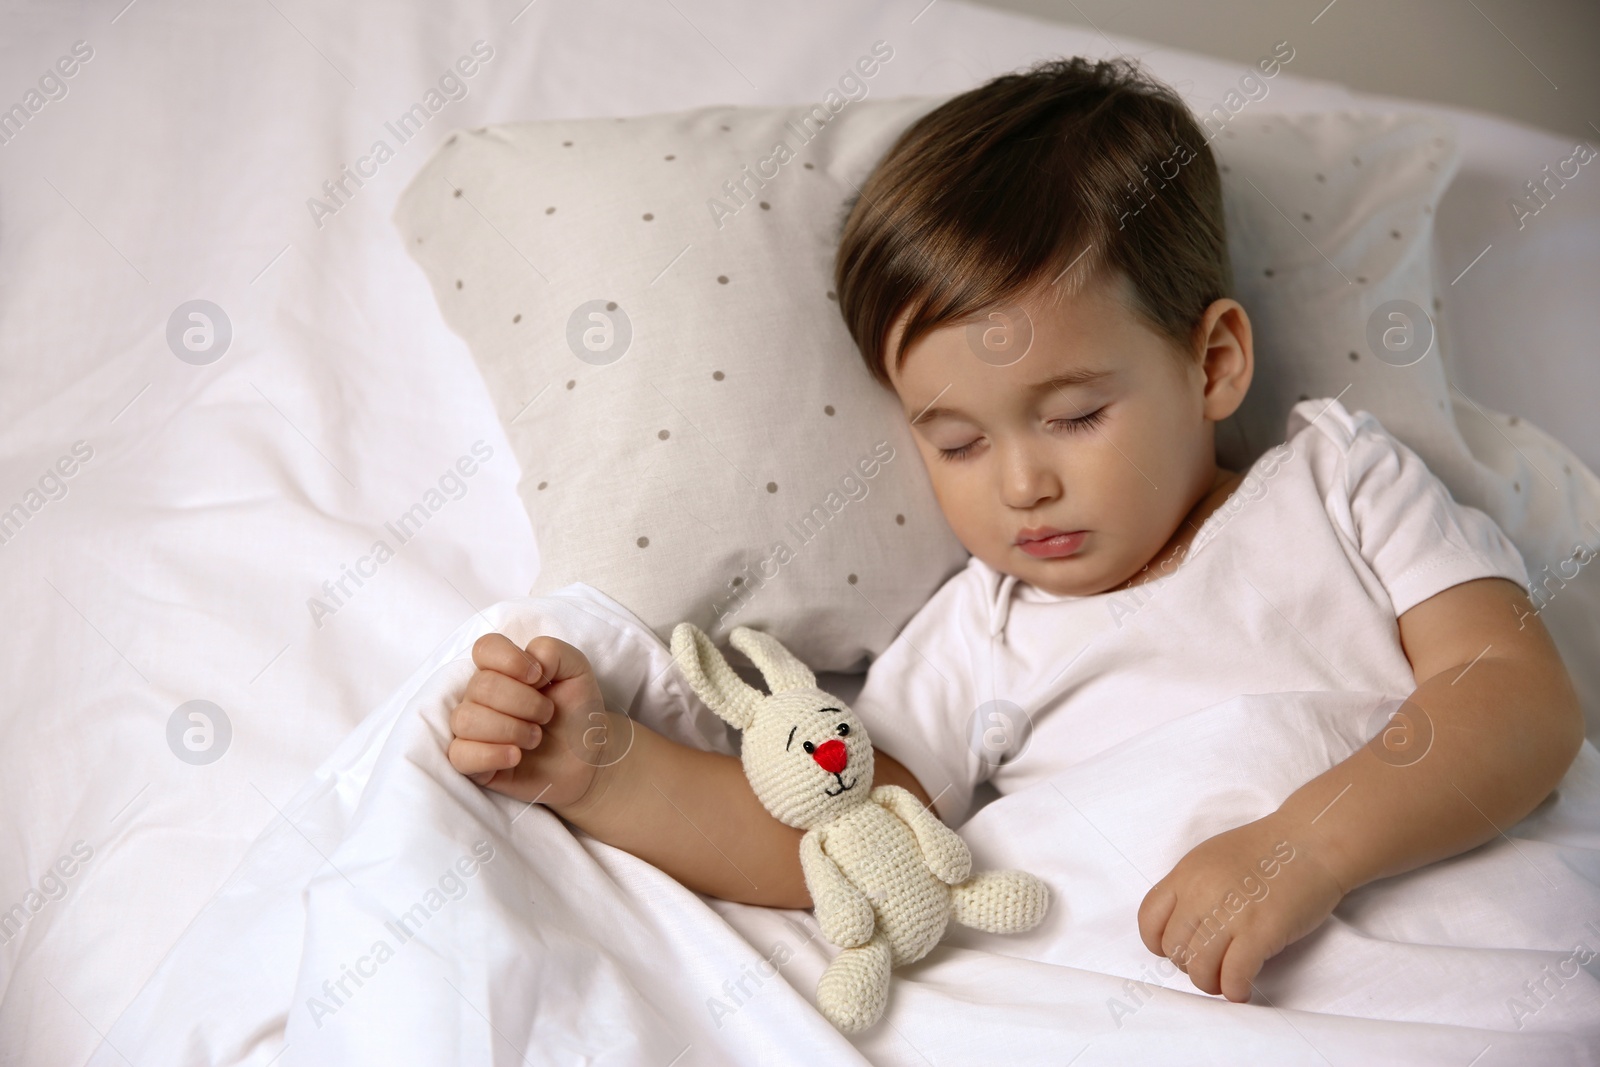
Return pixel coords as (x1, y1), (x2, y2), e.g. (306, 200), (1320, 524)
(670, 623), (762, 731)
(729, 627), (816, 695)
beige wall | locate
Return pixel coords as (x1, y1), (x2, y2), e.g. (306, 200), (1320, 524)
(968, 0), (1598, 142)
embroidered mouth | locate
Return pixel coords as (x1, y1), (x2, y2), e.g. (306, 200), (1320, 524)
(824, 772), (855, 797)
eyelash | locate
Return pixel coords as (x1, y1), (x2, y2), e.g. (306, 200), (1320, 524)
(935, 407), (1108, 462)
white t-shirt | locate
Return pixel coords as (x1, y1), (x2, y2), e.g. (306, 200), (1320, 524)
(855, 399), (1531, 827)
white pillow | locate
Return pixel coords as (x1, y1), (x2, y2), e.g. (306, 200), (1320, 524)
(391, 98), (1511, 674)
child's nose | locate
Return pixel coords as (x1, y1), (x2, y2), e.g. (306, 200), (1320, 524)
(812, 739), (848, 775)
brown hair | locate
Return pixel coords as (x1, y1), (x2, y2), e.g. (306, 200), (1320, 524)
(834, 56), (1232, 385)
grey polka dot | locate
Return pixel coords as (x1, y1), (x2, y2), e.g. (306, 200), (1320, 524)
(1509, 415), (1520, 426)
(803, 162), (814, 169)
(452, 188), (462, 198)
(643, 213), (654, 221)
(658, 429), (670, 440)
(1315, 173), (1326, 183)
(545, 206), (556, 214)
(732, 576), (743, 586)
(1352, 156), (1362, 166)
(1390, 229), (1401, 239)
(537, 480), (548, 490)
(717, 275), (729, 284)
(847, 573), (858, 584)
(455, 279), (463, 289)
(719, 124), (730, 131)
(1263, 268), (1274, 278)
(446, 134), (458, 145)
(826, 291), (837, 301)
(824, 405), (835, 416)
(895, 514), (905, 525)
(416, 236), (424, 244)
(606, 301), (618, 311)
(712, 370), (725, 381)
(766, 481), (778, 493)
(1513, 482), (1521, 493)
(637, 536), (649, 548)
(1349, 350), (1359, 361)
(512, 313), (522, 323)
(1220, 164), (1230, 173)
(1302, 212), (1312, 221)
(1433, 297), (1443, 310)
(563, 140), (573, 147)
(1356, 276), (1367, 284)
(566, 379), (575, 390)
(665, 154), (676, 161)
(759, 201), (770, 210)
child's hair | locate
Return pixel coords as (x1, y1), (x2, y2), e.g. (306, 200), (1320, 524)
(834, 56), (1232, 385)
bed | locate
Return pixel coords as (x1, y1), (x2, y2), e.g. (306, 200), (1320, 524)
(2, 2), (1597, 1064)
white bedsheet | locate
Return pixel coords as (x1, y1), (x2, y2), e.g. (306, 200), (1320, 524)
(92, 586), (1600, 1066)
(3, 1), (1597, 1064)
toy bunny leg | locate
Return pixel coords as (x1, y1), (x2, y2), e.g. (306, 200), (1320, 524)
(816, 931), (894, 1034)
(949, 870), (1050, 935)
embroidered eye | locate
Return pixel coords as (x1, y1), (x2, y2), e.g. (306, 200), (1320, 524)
(802, 740), (815, 754)
(836, 723), (850, 736)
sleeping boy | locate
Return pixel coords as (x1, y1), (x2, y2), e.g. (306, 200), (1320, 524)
(444, 57), (1584, 1004)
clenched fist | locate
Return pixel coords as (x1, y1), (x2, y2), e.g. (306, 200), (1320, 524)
(447, 633), (631, 811)
(1137, 814), (1345, 1003)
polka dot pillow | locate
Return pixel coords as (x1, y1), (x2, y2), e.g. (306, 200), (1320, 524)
(395, 97), (968, 671)
(393, 100), (1464, 671)
(1212, 110), (1473, 494)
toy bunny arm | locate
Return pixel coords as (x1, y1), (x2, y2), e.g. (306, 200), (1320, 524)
(800, 829), (875, 948)
(873, 785), (972, 885)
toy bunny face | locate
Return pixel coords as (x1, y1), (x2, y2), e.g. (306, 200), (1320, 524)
(671, 624), (876, 830)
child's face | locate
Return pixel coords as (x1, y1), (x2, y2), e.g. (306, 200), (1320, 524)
(886, 269), (1248, 597)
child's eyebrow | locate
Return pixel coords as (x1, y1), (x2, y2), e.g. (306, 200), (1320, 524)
(909, 369), (1112, 425)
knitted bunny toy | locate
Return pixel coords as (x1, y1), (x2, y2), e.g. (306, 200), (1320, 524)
(671, 623), (1050, 1033)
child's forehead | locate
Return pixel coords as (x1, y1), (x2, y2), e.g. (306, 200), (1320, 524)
(885, 269), (1142, 402)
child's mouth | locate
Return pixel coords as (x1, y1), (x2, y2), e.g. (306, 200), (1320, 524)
(1016, 528), (1087, 559)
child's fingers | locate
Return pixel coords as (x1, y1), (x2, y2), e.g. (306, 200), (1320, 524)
(1181, 926), (1231, 996)
(1218, 937), (1263, 1003)
(1137, 882), (1177, 957)
(522, 636), (594, 690)
(451, 701), (543, 748)
(448, 736), (524, 777)
(471, 632), (545, 684)
(463, 669), (553, 723)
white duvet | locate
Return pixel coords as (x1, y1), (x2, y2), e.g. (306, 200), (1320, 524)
(93, 585), (1600, 1067)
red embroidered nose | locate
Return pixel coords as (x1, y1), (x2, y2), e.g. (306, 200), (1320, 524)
(812, 739), (848, 775)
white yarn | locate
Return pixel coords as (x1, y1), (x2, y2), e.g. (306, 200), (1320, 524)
(671, 623), (1051, 1034)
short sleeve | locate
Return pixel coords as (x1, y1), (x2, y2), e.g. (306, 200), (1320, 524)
(1306, 402), (1530, 616)
(851, 565), (990, 827)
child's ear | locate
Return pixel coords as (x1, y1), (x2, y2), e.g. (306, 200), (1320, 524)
(670, 623), (761, 730)
(730, 627), (815, 694)
(1192, 297), (1253, 422)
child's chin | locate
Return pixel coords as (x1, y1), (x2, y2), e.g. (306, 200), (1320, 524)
(1007, 554), (1111, 598)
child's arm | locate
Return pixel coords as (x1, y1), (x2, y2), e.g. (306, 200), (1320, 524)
(447, 633), (934, 909)
(1138, 577), (1585, 1003)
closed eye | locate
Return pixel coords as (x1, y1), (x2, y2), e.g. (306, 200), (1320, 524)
(786, 725), (797, 750)
(936, 438), (981, 462)
(1049, 406), (1107, 435)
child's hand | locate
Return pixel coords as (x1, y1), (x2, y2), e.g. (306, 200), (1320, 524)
(1136, 815), (1345, 1003)
(446, 633), (624, 811)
